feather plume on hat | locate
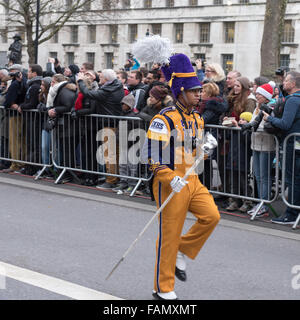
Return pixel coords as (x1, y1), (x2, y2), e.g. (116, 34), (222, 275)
(132, 35), (201, 99)
(132, 35), (173, 65)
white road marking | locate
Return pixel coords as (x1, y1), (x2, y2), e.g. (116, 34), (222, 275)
(0, 261), (122, 300)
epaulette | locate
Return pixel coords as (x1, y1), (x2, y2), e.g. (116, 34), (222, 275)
(159, 106), (176, 115)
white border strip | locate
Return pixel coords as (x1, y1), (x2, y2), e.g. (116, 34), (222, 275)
(0, 261), (122, 300)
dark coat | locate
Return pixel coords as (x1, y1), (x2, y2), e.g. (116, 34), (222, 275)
(78, 78), (124, 116)
(3, 75), (27, 110)
(20, 77), (42, 111)
(50, 82), (77, 136)
(128, 82), (147, 111)
(198, 96), (228, 126)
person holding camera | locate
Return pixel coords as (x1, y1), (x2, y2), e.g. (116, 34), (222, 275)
(263, 71), (300, 225)
(222, 77), (256, 212)
(2, 64), (27, 173)
(71, 73), (97, 186)
(243, 81), (277, 217)
(196, 82), (228, 190)
(17, 64), (43, 175)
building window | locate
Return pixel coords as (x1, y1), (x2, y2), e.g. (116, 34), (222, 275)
(105, 52), (114, 69)
(174, 23), (183, 43)
(151, 24), (161, 36)
(122, 0), (130, 8)
(224, 22), (235, 43)
(49, 52), (57, 59)
(144, 0), (152, 8)
(88, 25), (96, 43)
(194, 53), (206, 62)
(0, 28), (8, 43)
(213, 0), (223, 4)
(199, 23), (210, 43)
(129, 24), (137, 43)
(280, 54), (290, 68)
(83, 0), (91, 10)
(103, 0), (111, 9)
(189, 0), (198, 5)
(65, 0), (72, 9)
(86, 52), (95, 66)
(166, 0), (174, 7)
(282, 20), (295, 43)
(239, 0), (249, 4)
(222, 54), (234, 74)
(110, 25), (118, 43)
(3, 0), (9, 14)
(67, 52), (74, 65)
(70, 25), (78, 43)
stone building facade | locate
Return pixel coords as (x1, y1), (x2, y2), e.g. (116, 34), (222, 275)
(0, 0), (299, 80)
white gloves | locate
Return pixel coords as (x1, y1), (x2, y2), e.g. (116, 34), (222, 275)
(170, 176), (188, 193)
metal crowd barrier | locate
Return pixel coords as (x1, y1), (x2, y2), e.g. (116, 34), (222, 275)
(51, 113), (152, 195)
(0, 107), (52, 177)
(203, 124), (280, 220)
(1, 107), (299, 228)
(281, 132), (300, 229)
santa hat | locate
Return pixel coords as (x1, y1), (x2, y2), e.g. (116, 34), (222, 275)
(132, 35), (201, 99)
(256, 81), (276, 101)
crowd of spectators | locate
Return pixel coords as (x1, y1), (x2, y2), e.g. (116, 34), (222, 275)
(0, 55), (299, 225)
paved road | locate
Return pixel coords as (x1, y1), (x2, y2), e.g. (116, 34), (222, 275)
(0, 179), (299, 300)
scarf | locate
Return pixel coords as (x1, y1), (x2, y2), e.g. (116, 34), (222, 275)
(75, 92), (84, 111)
(46, 81), (68, 108)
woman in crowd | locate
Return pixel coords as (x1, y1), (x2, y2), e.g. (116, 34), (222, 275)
(196, 82), (228, 190)
(37, 76), (52, 176)
(222, 77), (256, 212)
(138, 85), (174, 123)
(71, 74), (97, 186)
(203, 63), (226, 96)
(246, 81), (276, 217)
(46, 73), (78, 174)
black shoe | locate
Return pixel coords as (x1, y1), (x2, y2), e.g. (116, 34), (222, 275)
(175, 266), (187, 282)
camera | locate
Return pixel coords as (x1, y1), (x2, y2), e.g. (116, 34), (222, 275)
(9, 71), (21, 79)
(240, 103), (272, 133)
(45, 117), (57, 131)
(275, 66), (289, 77)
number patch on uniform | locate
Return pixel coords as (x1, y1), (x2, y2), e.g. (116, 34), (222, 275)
(149, 119), (168, 134)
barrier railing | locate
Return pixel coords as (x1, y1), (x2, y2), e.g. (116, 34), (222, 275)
(281, 132), (300, 229)
(203, 124), (280, 220)
(50, 113), (152, 195)
(0, 107), (52, 178)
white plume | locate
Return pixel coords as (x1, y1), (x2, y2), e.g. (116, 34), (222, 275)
(131, 35), (173, 65)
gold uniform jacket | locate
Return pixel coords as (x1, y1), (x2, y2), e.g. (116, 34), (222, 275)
(142, 100), (205, 185)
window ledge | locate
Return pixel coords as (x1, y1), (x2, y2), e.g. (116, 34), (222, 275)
(62, 43), (80, 47)
(281, 42), (298, 48)
(100, 43), (120, 47)
(189, 43), (213, 47)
